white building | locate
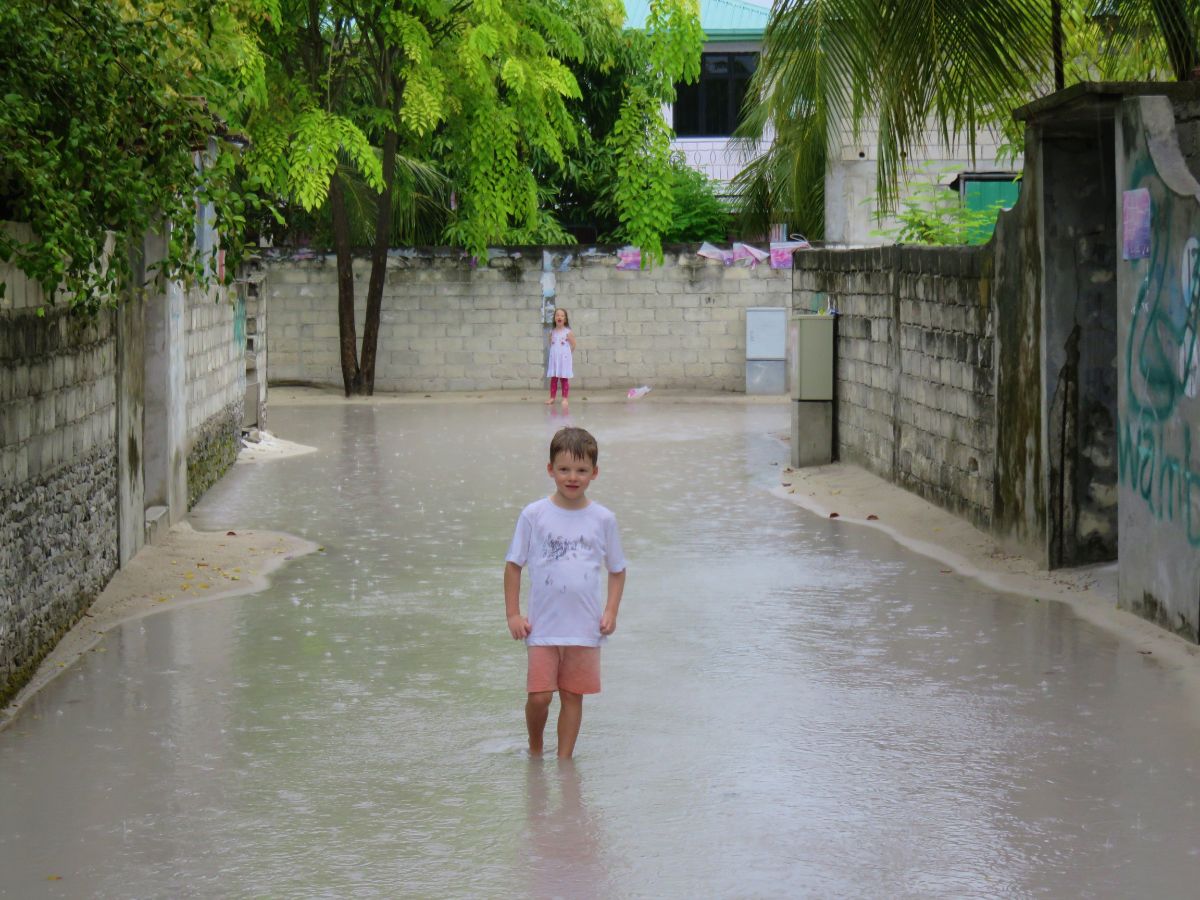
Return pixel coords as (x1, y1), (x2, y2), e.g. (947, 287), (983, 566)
(626, 0), (1020, 245)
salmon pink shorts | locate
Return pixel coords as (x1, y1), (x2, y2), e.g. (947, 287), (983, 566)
(527, 645), (601, 695)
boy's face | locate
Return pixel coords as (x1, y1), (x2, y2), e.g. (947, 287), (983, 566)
(547, 451), (598, 507)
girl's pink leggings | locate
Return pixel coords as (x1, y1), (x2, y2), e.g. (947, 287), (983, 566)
(549, 377), (569, 399)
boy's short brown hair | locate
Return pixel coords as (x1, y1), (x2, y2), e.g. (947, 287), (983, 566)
(549, 427), (598, 465)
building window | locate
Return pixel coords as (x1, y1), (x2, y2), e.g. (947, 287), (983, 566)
(673, 53), (758, 138)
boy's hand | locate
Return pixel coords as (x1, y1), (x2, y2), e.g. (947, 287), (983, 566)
(600, 610), (618, 636)
(507, 614), (531, 640)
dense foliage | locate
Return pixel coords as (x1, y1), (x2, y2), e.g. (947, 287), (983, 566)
(241, 0), (701, 393)
(734, 0), (1200, 241)
(1, 0), (703, 323)
(0, 0), (270, 312)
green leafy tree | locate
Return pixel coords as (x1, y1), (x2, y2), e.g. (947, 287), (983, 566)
(869, 170), (1015, 246)
(0, 0), (270, 313)
(734, 0), (1199, 240)
(251, 0), (701, 395)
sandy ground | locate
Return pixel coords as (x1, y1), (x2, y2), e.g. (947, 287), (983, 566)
(0, 433), (321, 730)
(8, 389), (1200, 727)
(267, 384), (785, 406)
(773, 461), (1200, 699)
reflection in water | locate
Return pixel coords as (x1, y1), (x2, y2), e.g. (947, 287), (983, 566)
(2, 400), (1200, 898)
(525, 760), (607, 900)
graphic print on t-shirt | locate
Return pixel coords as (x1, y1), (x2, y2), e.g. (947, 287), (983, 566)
(543, 534), (593, 594)
(543, 534), (586, 562)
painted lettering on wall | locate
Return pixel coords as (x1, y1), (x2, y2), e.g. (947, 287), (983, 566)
(1120, 187), (1200, 545)
(1118, 416), (1200, 544)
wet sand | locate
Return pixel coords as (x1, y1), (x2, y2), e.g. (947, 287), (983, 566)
(774, 462), (1200, 707)
(0, 434), (320, 731)
(5, 392), (1200, 896)
(7, 392), (1199, 727)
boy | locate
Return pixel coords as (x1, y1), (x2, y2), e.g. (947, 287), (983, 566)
(504, 427), (627, 758)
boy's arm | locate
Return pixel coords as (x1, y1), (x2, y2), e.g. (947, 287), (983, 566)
(599, 569), (626, 635)
(505, 561), (531, 639)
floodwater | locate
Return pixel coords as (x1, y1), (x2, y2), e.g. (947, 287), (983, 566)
(3, 400), (1200, 898)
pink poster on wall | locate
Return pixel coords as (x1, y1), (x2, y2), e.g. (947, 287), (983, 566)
(1122, 188), (1151, 260)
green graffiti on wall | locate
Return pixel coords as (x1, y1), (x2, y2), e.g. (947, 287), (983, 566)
(1119, 173), (1200, 545)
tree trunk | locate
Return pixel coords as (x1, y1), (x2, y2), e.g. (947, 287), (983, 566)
(1150, 0), (1199, 81)
(361, 129), (398, 396)
(329, 174), (362, 396)
(1051, 0), (1064, 91)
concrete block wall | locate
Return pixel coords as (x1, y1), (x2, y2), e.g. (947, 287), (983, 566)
(185, 284), (245, 507)
(1116, 95), (1200, 641)
(794, 245), (995, 526)
(1172, 97), (1200, 178)
(263, 247), (791, 393)
(1, 239), (119, 704)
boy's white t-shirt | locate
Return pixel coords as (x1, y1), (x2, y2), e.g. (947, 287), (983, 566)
(506, 497), (627, 647)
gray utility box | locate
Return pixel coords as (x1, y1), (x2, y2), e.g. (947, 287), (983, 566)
(788, 314), (835, 466)
(745, 307), (788, 394)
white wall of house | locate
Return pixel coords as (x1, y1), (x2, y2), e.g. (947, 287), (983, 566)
(826, 114), (1020, 246)
(665, 40), (770, 193)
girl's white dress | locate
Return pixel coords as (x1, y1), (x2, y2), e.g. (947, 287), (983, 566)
(546, 327), (574, 378)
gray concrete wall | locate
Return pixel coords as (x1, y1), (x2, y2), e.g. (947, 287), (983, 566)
(1172, 97), (1200, 177)
(1, 220), (247, 703)
(184, 282), (244, 507)
(1115, 95), (1200, 641)
(262, 247), (791, 393)
(1040, 117), (1120, 567)
(793, 246), (996, 526)
(989, 157), (1045, 560)
(0, 230), (119, 704)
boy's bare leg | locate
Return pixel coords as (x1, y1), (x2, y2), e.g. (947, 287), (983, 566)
(557, 690), (583, 758)
(526, 691), (554, 755)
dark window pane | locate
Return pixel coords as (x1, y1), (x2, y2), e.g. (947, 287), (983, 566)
(732, 76), (752, 128)
(675, 53), (761, 137)
(705, 78), (730, 135)
(704, 55), (729, 76)
(674, 80), (701, 136)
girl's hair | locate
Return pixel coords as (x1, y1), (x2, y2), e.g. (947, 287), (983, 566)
(553, 308), (570, 327)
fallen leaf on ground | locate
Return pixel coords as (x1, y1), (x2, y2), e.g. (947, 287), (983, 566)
(939, 569), (952, 574)
(867, 514), (879, 521)
(1138, 649), (1153, 655)
(198, 583), (210, 590)
(226, 531), (237, 536)
(829, 512), (840, 518)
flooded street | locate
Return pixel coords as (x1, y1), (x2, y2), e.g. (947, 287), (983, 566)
(3, 398), (1200, 898)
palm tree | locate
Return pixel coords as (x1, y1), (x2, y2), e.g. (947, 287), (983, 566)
(734, 0), (1199, 238)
